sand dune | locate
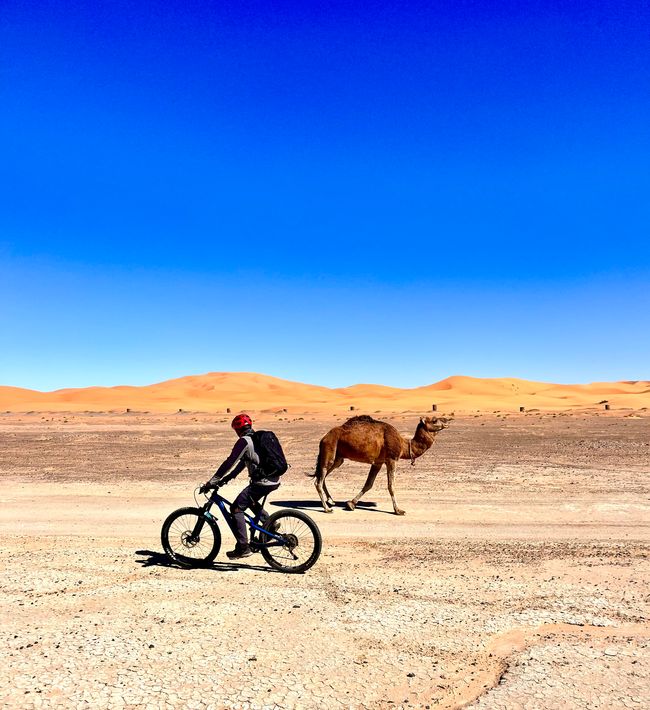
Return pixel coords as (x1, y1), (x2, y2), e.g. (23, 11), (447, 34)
(1, 372), (649, 413)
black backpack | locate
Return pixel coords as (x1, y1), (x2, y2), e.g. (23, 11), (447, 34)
(251, 430), (288, 478)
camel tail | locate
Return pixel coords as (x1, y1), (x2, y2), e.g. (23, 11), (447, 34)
(305, 448), (320, 478)
(307, 436), (337, 479)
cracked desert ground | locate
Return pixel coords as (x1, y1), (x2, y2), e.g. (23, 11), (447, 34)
(1, 411), (648, 709)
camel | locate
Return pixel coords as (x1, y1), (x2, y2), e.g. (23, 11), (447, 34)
(308, 415), (451, 515)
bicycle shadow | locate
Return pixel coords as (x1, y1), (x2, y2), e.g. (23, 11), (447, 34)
(135, 550), (283, 574)
(270, 499), (392, 514)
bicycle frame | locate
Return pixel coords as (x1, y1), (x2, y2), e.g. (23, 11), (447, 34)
(193, 490), (285, 549)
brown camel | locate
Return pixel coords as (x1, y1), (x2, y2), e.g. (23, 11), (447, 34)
(309, 415), (451, 515)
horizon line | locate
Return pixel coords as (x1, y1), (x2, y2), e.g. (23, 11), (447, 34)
(2, 370), (648, 395)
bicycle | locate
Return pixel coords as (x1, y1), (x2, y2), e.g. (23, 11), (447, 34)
(161, 483), (322, 573)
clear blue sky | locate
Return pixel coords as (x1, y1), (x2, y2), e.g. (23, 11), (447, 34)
(1, 1), (649, 390)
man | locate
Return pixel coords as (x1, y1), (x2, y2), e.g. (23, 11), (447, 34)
(201, 413), (282, 560)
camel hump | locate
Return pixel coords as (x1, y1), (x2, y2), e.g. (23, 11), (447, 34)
(342, 415), (379, 426)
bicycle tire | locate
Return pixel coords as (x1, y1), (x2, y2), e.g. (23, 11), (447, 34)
(260, 509), (322, 573)
(161, 507), (221, 568)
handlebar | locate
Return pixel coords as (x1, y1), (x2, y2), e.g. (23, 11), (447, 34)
(199, 482), (219, 495)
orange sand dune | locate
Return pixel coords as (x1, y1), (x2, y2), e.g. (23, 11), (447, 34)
(1, 372), (649, 413)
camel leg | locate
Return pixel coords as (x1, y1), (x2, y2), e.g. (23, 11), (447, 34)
(322, 480), (334, 507)
(386, 460), (405, 515)
(314, 471), (333, 513)
(323, 457), (343, 506)
(346, 463), (381, 511)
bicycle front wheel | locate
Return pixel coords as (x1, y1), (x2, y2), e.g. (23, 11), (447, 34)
(161, 507), (221, 568)
(260, 509), (322, 573)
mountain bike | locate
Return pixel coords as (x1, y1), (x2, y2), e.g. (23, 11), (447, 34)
(161, 484), (322, 573)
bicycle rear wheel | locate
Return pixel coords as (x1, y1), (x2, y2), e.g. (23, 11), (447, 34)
(260, 509), (322, 573)
(161, 507), (221, 568)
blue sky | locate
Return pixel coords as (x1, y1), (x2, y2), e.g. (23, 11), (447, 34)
(1, 1), (649, 390)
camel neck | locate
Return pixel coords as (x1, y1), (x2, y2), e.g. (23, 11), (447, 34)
(402, 424), (435, 460)
(416, 424), (437, 451)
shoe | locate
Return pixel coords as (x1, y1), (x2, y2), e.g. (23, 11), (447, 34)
(226, 544), (252, 560)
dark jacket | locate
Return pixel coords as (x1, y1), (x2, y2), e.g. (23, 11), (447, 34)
(209, 429), (280, 486)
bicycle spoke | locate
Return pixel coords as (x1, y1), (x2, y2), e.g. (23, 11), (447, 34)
(162, 507), (222, 569)
(262, 513), (317, 568)
(169, 514), (213, 559)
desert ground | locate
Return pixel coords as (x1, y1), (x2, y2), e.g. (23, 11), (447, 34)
(1, 410), (649, 709)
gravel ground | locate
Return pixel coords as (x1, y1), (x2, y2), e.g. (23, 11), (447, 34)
(1, 412), (649, 709)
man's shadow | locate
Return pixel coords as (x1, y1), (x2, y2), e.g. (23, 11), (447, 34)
(135, 550), (283, 573)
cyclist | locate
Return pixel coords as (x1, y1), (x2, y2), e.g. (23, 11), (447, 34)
(200, 413), (281, 560)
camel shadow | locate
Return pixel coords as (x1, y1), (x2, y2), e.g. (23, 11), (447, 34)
(270, 500), (394, 514)
(135, 549), (283, 574)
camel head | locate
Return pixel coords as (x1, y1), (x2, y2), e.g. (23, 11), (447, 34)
(418, 416), (451, 433)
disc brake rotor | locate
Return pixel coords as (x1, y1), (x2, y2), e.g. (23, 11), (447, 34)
(181, 531), (199, 548)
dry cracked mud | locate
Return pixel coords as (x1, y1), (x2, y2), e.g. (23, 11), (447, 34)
(1, 411), (649, 709)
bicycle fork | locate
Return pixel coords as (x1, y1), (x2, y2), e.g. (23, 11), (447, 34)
(189, 502), (221, 541)
(189, 512), (208, 542)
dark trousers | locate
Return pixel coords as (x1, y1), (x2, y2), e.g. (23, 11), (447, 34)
(231, 482), (280, 546)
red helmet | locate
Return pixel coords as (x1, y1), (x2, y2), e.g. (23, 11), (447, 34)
(231, 413), (253, 433)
